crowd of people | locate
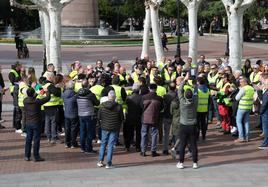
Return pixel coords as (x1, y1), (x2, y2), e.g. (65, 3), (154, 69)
(2, 54), (268, 169)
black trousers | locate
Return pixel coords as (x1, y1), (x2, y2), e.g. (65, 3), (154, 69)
(123, 121), (141, 149)
(13, 106), (22, 130)
(179, 125), (198, 163)
(65, 117), (79, 147)
(197, 112), (208, 140)
(56, 105), (65, 133)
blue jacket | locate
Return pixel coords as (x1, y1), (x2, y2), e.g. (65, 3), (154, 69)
(62, 89), (78, 119)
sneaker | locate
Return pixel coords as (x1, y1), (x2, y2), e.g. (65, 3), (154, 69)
(151, 151), (160, 157)
(176, 162), (184, 169)
(21, 133), (27, 137)
(105, 165), (115, 169)
(15, 129), (23, 134)
(193, 163), (199, 169)
(259, 132), (264, 138)
(97, 139), (102, 144)
(34, 157), (45, 162)
(0, 119), (5, 123)
(258, 144), (268, 150)
(65, 145), (71, 148)
(24, 157), (30, 161)
(59, 132), (65, 137)
(97, 161), (104, 167)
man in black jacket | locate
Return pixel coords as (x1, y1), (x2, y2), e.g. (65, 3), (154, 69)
(123, 83), (143, 152)
(24, 87), (50, 162)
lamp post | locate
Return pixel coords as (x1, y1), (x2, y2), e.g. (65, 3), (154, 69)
(176, 0), (181, 57)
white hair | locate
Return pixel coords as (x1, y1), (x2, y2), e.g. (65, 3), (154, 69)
(108, 90), (116, 101)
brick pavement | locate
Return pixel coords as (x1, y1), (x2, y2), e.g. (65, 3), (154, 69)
(0, 111), (267, 175)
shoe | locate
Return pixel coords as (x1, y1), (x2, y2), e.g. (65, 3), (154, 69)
(151, 151), (160, 157)
(97, 161), (104, 167)
(193, 163), (199, 169)
(24, 157), (30, 161)
(0, 119), (5, 123)
(162, 150), (169, 155)
(234, 139), (245, 143)
(59, 132), (65, 137)
(258, 144), (268, 150)
(65, 145), (71, 148)
(136, 148), (141, 152)
(186, 151), (192, 158)
(208, 120), (212, 124)
(170, 148), (177, 160)
(21, 133), (27, 137)
(97, 139), (102, 144)
(176, 162), (184, 169)
(85, 150), (98, 154)
(259, 132), (264, 138)
(140, 152), (146, 157)
(105, 165), (115, 169)
(34, 157), (45, 162)
(50, 140), (56, 144)
(15, 129), (23, 134)
(71, 145), (79, 149)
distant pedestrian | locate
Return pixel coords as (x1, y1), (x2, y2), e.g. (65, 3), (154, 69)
(161, 32), (169, 52)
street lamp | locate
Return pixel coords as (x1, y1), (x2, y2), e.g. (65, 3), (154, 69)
(176, 0), (181, 57)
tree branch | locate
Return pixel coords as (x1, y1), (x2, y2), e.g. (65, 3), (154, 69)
(60, 0), (73, 6)
(234, 0), (243, 8)
(30, 0), (48, 7)
(10, 0), (39, 10)
(180, 0), (189, 7)
(241, 0), (255, 10)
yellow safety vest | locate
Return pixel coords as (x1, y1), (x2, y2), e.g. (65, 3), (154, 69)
(18, 82), (29, 107)
(74, 81), (82, 93)
(207, 73), (219, 84)
(42, 83), (61, 107)
(69, 70), (78, 80)
(238, 85), (254, 110)
(164, 69), (177, 82)
(111, 85), (123, 105)
(183, 84), (194, 92)
(90, 85), (104, 101)
(131, 72), (145, 83)
(218, 82), (232, 106)
(249, 72), (261, 84)
(9, 69), (19, 94)
(156, 86), (166, 97)
(197, 89), (209, 112)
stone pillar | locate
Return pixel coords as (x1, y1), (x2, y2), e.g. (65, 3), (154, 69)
(61, 0), (99, 27)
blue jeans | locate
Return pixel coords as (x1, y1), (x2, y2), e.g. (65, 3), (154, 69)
(45, 114), (57, 141)
(25, 124), (41, 159)
(79, 116), (96, 152)
(236, 109), (251, 140)
(208, 96), (221, 122)
(261, 113), (268, 145)
(141, 124), (158, 152)
(98, 130), (117, 166)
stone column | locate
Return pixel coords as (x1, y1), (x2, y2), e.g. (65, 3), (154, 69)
(61, 0), (99, 27)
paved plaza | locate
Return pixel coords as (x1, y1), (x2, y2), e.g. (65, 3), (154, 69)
(0, 36), (268, 186)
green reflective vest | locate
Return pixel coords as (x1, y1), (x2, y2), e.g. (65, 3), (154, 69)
(42, 83), (61, 107)
(250, 72), (261, 84)
(197, 89), (209, 112)
(74, 81), (82, 93)
(18, 82), (29, 107)
(164, 69), (177, 82)
(90, 85), (104, 101)
(9, 69), (19, 94)
(238, 85), (254, 110)
(111, 85), (123, 105)
(156, 86), (166, 97)
(207, 72), (219, 84)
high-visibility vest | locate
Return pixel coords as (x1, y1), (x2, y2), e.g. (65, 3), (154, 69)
(58, 87), (64, 105)
(69, 70), (78, 80)
(207, 72), (219, 84)
(164, 69), (177, 82)
(238, 85), (254, 110)
(18, 82), (29, 107)
(183, 84), (194, 92)
(90, 85), (104, 101)
(36, 92), (45, 110)
(74, 81), (82, 93)
(217, 82), (232, 106)
(111, 85), (123, 105)
(150, 74), (156, 84)
(197, 89), (209, 112)
(131, 72), (145, 83)
(249, 72), (261, 84)
(9, 69), (19, 94)
(42, 83), (61, 107)
(156, 85), (166, 97)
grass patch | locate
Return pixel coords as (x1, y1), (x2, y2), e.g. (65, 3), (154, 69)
(0, 36), (188, 46)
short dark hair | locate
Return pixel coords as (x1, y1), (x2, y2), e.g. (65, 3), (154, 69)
(111, 76), (120, 85)
(185, 89), (193, 99)
(149, 84), (157, 90)
(197, 76), (206, 85)
(27, 87), (36, 97)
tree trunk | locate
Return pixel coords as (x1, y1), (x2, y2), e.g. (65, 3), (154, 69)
(48, 8), (62, 72)
(39, 10), (45, 52)
(42, 10), (50, 64)
(141, 7), (151, 59)
(188, 5), (198, 65)
(229, 9), (243, 71)
(150, 5), (164, 65)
